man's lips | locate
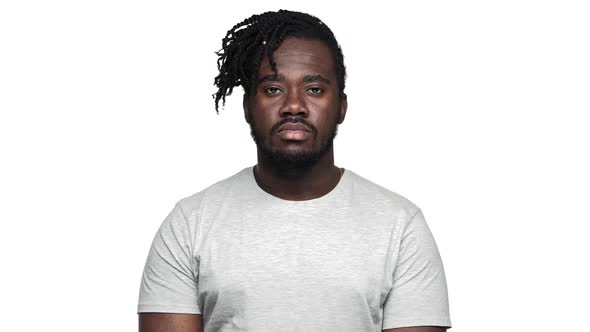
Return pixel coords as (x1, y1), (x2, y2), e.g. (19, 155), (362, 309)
(276, 123), (311, 141)
(278, 129), (310, 140)
(277, 123), (311, 132)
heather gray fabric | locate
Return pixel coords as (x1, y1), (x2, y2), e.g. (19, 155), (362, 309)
(138, 166), (452, 331)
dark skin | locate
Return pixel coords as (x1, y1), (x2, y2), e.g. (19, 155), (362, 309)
(139, 313), (202, 332)
(244, 37), (347, 201)
(139, 37), (447, 332)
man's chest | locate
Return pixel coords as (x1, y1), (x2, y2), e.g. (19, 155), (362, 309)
(195, 206), (398, 317)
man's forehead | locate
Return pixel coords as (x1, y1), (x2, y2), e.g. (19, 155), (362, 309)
(261, 38), (333, 64)
(256, 38), (335, 79)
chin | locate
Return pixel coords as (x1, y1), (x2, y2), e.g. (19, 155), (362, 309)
(262, 142), (332, 168)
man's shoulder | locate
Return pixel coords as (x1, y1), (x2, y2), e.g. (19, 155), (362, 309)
(175, 166), (250, 215)
(346, 169), (421, 220)
(170, 167), (422, 223)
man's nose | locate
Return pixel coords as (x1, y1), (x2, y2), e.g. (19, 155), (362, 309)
(280, 89), (308, 117)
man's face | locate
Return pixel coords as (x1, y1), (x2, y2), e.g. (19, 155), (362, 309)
(244, 37), (347, 169)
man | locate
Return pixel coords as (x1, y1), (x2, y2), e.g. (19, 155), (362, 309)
(138, 10), (452, 332)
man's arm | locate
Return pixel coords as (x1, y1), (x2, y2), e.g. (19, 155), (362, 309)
(383, 327), (447, 332)
(139, 313), (203, 332)
(381, 210), (452, 330)
(138, 203), (202, 330)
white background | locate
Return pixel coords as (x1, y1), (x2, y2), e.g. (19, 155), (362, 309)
(1, 1), (589, 331)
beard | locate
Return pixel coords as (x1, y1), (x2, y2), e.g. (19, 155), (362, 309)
(248, 110), (340, 170)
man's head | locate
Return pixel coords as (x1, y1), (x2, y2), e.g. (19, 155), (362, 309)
(213, 10), (346, 113)
(213, 10), (347, 169)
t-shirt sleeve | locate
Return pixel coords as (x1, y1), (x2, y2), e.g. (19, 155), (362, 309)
(137, 203), (201, 314)
(382, 209), (452, 329)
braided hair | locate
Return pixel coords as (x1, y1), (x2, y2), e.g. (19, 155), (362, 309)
(212, 10), (346, 114)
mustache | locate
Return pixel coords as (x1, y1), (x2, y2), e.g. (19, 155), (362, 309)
(272, 118), (315, 134)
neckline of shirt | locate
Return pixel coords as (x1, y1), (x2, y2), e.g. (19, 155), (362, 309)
(245, 165), (350, 205)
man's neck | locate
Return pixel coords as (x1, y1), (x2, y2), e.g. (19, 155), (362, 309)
(253, 152), (342, 201)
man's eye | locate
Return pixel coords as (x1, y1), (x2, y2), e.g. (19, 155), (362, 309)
(308, 87), (324, 94)
(265, 87), (282, 95)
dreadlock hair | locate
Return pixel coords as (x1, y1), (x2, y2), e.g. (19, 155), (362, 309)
(212, 9), (346, 114)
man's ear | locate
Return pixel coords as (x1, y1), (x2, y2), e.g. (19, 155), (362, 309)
(243, 94), (251, 124)
(338, 93), (348, 124)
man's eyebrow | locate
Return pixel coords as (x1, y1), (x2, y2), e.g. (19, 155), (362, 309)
(303, 75), (331, 84)
(257, 74), (331, 85)
(257, 74), (284, 84)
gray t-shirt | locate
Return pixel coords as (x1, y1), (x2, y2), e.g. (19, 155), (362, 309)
(138, 166), (452, 331)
